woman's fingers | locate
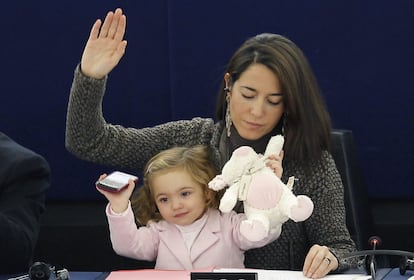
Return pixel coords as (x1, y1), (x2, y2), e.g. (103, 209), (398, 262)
(107, 8), (125, 39)
(88, 19), (102, 41)
(99, 10), (115, 38)
(113, 14), (127, 42)
(266, 152), (283, 178)
(97, 8), (125, 40)
(81, 8), (127, 79)
(303, 245), (338, 279)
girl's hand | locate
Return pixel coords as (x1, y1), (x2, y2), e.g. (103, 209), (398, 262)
(96, 173), (137, 213)
(81, 8), (127, 79)
(303, 244), (338, 279)
(266, 150), (284, 178)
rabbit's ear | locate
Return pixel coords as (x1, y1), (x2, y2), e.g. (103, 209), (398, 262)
(286, 176), (295, 190)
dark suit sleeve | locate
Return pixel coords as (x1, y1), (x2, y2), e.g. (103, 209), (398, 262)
(0, 136), (51, 273)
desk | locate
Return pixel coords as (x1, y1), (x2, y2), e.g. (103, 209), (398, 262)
(0, 272), (108, 280)
(2, 268), (413, 280)
(101, 269), (411, 280)
(63, 272), (109, 280)
(103, 268), (390, 280)
(383, 268), (414, 280)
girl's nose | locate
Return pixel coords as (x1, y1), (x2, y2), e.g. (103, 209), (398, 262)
(171, 198), (183, 210)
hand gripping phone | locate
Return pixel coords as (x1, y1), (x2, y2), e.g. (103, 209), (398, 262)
(96, 171), (138, 192)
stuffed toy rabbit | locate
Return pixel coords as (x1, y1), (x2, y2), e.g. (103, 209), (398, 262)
(209, 135), (314, 241)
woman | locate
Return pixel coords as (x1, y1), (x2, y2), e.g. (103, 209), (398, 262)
(66, 8), (356, 278)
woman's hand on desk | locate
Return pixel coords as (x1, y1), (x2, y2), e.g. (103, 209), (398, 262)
(303, 244), (338, 279)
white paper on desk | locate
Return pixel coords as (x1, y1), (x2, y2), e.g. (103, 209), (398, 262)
(214, 268), (371, 280)
(106, 268), (214, 280)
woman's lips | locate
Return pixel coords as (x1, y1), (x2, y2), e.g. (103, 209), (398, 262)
(245, 120), (263, 129)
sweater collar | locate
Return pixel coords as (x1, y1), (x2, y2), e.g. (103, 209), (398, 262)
(228, 125), (282, 155)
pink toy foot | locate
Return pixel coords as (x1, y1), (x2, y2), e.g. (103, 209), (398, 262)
(290, 195), (314, 222)
(240, 219), (268, 242)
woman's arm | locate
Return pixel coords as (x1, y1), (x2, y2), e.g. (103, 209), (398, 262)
(300, 152), (357, 277)
(66, 70), (216, 170)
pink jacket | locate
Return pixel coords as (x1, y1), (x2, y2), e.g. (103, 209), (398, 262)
(106, 205), (278, 270)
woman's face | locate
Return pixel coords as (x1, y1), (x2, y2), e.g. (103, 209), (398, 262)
(227, 63), (284, 140)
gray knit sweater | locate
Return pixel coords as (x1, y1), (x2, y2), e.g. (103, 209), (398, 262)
(66, 65), (357, 271)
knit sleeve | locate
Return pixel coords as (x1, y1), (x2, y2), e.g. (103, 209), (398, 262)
(296, 151), (357, 272)
(65, 64), (216, 170)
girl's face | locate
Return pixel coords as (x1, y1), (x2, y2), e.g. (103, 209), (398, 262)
(227, 63), (284, 140)
(151, 169), (208, 226)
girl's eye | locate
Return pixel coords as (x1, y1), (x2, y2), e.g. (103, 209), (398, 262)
(158, 197), (168, 203)
(181, 191), (191, 197)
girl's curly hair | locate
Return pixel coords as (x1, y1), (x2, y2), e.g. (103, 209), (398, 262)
(131, 145), (223, 226)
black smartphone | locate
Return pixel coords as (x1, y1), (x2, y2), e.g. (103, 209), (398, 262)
(96, 171), (138, 192)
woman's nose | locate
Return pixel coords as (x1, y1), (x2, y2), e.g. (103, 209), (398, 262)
(250, 99), (265, 117)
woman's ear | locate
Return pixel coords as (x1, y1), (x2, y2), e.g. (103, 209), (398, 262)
(224, 73), (231, 87)
(224, 73), (231, 92)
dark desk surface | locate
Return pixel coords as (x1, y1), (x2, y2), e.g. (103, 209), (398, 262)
(64, 271), (109, 280)
(383, 268), (414, 280)
(0, 271), (108, 280)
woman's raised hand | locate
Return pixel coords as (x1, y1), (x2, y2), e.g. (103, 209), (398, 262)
(80, 8), (127, 79)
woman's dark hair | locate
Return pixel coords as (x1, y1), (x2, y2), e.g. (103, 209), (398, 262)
(216, 33), (332, 161)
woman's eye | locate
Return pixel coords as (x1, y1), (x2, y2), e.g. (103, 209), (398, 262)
(268, 99), (283, 106)
(241, 93), (255, 99)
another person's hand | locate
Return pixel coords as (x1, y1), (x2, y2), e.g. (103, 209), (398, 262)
(303, 244), (338, 279)
(96, 173), (136, 214)
(81, 8), (127, 79)
(266, 150), (284, 178)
